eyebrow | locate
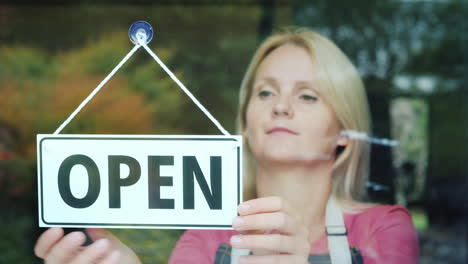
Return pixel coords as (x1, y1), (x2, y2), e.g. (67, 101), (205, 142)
(252, 77), (279, 92)
(295, 81), (318, 93)
(254, 78), (317, 92)
(295, 80), (315, 87)
(254, 77), (277, 86)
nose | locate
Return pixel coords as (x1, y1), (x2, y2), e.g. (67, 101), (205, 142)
(272, 96), (293, 118)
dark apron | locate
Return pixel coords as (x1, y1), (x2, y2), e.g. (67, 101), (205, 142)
(214, 243), (364, 264)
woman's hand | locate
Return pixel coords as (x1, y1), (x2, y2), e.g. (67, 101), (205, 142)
(34, 227), (141, 264)
(230, 196), (310, 264)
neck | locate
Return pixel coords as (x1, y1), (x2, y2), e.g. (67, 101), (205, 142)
(256, 160), (333, 242)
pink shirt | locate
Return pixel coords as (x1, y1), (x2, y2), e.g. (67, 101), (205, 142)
(169, 205), (420, 264)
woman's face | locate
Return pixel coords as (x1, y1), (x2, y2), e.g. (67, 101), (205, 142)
(245, 44), (343, 166)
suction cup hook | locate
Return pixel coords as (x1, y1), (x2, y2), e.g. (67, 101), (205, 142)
(129, 21), (153, 45)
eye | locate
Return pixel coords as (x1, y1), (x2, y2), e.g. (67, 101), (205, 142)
(299, 94), (318, 102)
(258, 90), (273, 99)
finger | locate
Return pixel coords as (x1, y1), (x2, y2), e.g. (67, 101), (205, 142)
(69, 239), (111, 264)
(239, 254), (308, 264)
(46, 231), (86, 263)
(86, 228), (109, 241)
(86, 229), (120, 247)
(99, 250), (121, 264)
(87, 228), (140, 264)
(230, 234), (309, 255)
(238, 196), (292, 216)
(34, 227), (64, 259)
(232, 212), (300, 235)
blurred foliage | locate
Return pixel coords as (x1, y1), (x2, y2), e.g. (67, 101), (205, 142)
(0, 31), (190, 159)
(113, 228), (183, 263)
(0, 158), (37, 263)
(0, 212), (35, 263)
(411, 208), (429, 231)
(391, 98), (429, 206)
(0, 28), (193, 262)
(0, 47), (57, 85)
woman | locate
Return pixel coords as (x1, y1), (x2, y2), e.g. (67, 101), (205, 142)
(34, 28), (419, 264)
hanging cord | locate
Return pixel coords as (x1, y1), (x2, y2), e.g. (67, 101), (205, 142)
(141, 43), (230, 136)
(53, 44), (142, 134)
(53, 41), (231, 136)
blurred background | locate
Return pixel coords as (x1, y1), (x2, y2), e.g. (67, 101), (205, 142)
(0, 0), (467, 263)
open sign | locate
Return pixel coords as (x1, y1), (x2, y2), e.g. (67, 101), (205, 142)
(37, 134), (242, 229)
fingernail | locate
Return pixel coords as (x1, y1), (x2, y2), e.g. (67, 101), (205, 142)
(109, 250), (120, 260)
(238, 204), (250, 214)
(232, 217), (244, 228)
(230, 235), (242, 246)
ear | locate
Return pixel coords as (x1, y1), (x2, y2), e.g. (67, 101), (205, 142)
(337, 135), (349, 147)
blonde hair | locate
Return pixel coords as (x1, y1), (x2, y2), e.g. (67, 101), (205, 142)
(237, 28), (371, 209)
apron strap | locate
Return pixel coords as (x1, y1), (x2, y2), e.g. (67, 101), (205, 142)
(326, 196), (352, 264)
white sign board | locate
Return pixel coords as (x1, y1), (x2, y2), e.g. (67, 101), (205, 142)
(37, 134), (242, 229)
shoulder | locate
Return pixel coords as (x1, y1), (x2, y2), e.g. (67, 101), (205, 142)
(347, 204), (413, 226)
(364, 203), (410, 215)
(345, 204), (417, 240)
(364, 204), (412, 222)
(345, 204), (420, 263)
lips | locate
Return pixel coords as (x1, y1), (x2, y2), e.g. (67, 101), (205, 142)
(266, 127), (299, 135)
